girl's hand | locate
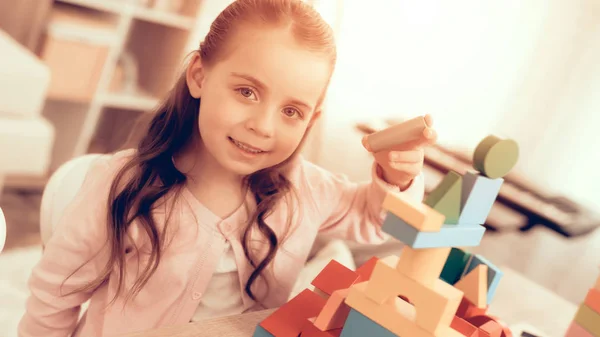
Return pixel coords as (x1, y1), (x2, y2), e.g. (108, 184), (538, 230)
(371, 127), (437, 190)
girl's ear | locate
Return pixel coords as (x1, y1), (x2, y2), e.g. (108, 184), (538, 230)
(186, 52), (205, 98)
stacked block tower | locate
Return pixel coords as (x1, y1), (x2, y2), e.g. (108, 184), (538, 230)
(253, 134), (520, 337)
(564, 270), (600, 337)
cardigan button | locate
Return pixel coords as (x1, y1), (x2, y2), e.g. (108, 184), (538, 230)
(192, 292), (202, 300)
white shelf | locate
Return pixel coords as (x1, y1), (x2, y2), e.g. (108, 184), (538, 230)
(133, 7), (195, 30)
(102, 91), (160, 112)
(55, 0), (129, 15)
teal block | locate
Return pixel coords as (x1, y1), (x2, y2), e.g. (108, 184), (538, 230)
(440, 247), (473, 285)
(382, 213), (485, 248)
(253, 325), (274, 337)
(458, 171), (503, 225)
(340, 308), (397, 337)
(464, 254), (503, 305)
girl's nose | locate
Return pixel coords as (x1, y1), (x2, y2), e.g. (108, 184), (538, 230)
(246, 110), (275, 138)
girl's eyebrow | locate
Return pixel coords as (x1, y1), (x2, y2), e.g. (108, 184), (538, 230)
(230, 72), (313, 111)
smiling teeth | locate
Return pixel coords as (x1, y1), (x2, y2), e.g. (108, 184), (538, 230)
(232, 139), (263, 153)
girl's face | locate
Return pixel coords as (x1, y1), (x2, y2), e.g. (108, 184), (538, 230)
(186, 26), (332, 177)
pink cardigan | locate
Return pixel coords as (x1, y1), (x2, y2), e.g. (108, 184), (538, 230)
(18, 149), (424, 337)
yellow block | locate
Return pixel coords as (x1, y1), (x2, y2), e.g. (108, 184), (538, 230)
(395, 246), (451, 287)
(382, 192), (445, 232)
(345, 281), (464, 337)
(364, 255), (463, 334)
(454, 264), (488, 308)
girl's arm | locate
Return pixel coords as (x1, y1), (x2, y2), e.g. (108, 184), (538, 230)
(18, 156), (116, 337)
(301, 158), (425, 244)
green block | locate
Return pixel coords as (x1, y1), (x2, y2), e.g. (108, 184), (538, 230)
(473, 135), (519, 179)
(424, 171), (462, 224)
(574, 304), (600, 337)
(440, 247), (473, 285)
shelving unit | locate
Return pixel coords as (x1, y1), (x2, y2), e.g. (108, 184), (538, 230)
(5, 0), (206, 189)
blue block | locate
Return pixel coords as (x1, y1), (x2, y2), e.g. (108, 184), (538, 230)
(340, 308), (397, 337)
(252, 325), (274, 337)
(464, 254), (503, 305)
(458, 171), (503, 225)
(382, 213), (485, 248)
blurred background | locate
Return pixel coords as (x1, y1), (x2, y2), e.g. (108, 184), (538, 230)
(0, 0), (599, 335)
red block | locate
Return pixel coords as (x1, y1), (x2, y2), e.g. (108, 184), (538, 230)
(260, 289), (327, 337)
(456, 296), (488, 318)
(466, 315), (513, 337)
(356, 257), (379, 280)
(451, 316), (490, 337)
(311, 260), (362, 296)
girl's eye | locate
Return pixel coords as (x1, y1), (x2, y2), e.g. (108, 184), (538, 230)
(283, 107), (301, 119)
(236, 87), (257, 101)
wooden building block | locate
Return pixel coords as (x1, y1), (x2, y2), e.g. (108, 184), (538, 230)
(396, 246), (451, 286)
(455, 296), (488, 319)
(300, 319), (342, 337)
(259, 289), (326, 337)
(565, 321), (595, 337)
(253, 325), (275, 337)
(356, 257), (379, 281)
(458, 172), (503, 226)
(450, 316), (491, 337)
(383, 214), (485, 248)
(463, 255), (503, 305)
(339, 308), (398, 337)
(345, 281), (464, 337)
(314, 288), (352, 331)
(473, 135), (519, 179)
(441, 248), (473, 285)
(574, 304), (600, 337)
(424, 171), (462, 224)
(584, 288), (600, 314)
(364, 255), (463, 334)
(465, 315), (512, 337)
(382, 192), (445, 232)
(311, 260), (362, 297)
(454, 265), (488, 308)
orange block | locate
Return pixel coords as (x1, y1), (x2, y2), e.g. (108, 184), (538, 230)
(300, 319), (342, 337)
(396, 246), (451, 286)
(382, 192), (445, 232)
(456, 296), (488, 319)
(356, 257), (379, 280)
(260, 289), (326, 337)
(314, 288), (352, 331)
(454, 264), (488, 308)
(364, 255), (463, 334)
(585, 288), (600, 314)
(451, 316), (490, 337)
(345, 281), (464, 337)
(311, 260), (362, 297)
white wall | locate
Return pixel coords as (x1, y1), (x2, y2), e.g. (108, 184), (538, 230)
(317, 0), (600, 208)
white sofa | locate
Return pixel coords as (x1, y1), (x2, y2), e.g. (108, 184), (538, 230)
(0, 29), (54, 192)
(0, 29), (55, 252)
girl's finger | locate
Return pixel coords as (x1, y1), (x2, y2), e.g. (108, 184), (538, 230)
(388, 150), (424, 163)
(390, 162), (422, 176)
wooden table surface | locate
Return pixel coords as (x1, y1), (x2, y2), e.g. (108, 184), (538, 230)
(120, 267), (577, 337)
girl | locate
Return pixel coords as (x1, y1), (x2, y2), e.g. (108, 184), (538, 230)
(19, 0), (435, 336)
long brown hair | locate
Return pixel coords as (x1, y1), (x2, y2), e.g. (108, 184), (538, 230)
(66, 0), (337, 305)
